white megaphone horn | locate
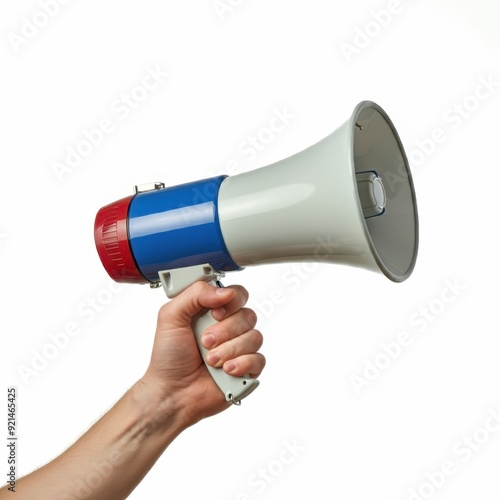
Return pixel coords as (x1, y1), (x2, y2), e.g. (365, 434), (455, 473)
(95, 100), (419, 404)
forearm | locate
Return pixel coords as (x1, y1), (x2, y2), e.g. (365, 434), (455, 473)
(5, 380), (187, 500)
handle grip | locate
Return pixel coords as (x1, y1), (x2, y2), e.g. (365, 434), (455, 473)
(158, 265), (259, 405)
(192, 302), (259, 404)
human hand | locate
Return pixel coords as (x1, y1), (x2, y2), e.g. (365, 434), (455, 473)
(141, 282), (265, 426)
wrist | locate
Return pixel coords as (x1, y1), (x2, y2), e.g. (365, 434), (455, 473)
(133, 376), (192, 437)
(139, 368), (230, 428)
(137, 369), (211, 433)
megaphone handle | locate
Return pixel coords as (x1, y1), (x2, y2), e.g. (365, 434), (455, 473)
(192, 300), (260, 405)
(158, 266), (259, 405)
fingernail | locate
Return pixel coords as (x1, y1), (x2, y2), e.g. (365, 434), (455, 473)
(202, 333), (216, 349)
(224, 361), (237, 374)
(206, 350), (220, 365)
(215, 287), (232, 296)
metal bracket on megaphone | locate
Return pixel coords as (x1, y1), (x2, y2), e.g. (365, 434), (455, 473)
(157, 264), (260, 405)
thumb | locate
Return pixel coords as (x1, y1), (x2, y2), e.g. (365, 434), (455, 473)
(160, 281), (235, 328)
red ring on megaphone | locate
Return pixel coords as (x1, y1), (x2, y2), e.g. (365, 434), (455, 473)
(94, 195), (147, 284)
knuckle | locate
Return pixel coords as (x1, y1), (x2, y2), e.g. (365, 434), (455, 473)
(243, 308), (258, 328)
(251, 329), (264, 349)
(231, 285), (249, 304)
(214, 321), (232, 344)
(220, 341), (237, 362)
(249, 354), (266, 376)
(257, 353), (266, 371)
(157, 302), (171, 322)
(191, 280), (208, 295)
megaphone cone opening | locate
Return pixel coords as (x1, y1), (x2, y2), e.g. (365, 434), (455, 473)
(351, 101), (419, 282)
(217, 101), (418, 283)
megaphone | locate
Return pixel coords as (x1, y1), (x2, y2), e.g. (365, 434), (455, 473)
(94, 101), (418, 404)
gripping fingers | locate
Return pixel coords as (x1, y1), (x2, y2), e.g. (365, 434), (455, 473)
(205, 328), (264, 369)
(202, 307), (257, 349)
(223, 352), (266, 378)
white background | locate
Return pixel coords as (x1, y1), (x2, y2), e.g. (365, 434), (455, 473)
(1, 1), (499, 499)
